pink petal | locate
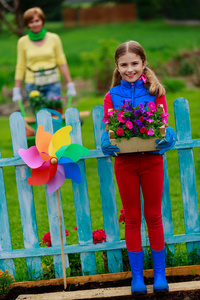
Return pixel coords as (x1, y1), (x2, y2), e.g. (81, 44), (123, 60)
(46, 165), (65, 194)
(18, 146), (45, 168)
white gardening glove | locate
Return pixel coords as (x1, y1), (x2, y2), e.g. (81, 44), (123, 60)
(12, 87), (22, 102)
(67, 82), (76, 97)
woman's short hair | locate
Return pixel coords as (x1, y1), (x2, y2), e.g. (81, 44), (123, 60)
(23, 7), (45, 26)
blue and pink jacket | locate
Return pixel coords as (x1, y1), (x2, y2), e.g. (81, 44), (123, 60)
(104, 79), (167, 115)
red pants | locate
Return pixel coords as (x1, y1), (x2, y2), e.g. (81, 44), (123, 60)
(115, 153), (165, 252)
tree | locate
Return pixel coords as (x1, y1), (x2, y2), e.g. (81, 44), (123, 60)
(0, 0), (24, 36)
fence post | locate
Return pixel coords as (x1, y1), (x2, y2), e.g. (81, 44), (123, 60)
(65, 107), (97, 275)
(92, 105), (123, 273)
(9, 112), (42, 279)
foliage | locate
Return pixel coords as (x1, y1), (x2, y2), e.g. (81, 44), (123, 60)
(0, 269), (15, 294)
(162, 0), (200, 20)
(162, 77), (186, 93)
(103, 101), (167, 141)
(80, 39), (119, 94)
(21, 0), (65, 21)
(29, 90), (62, 112)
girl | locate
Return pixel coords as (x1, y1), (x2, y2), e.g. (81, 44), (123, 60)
(101, 41), (176, 295)
(13, 7), (76, 103)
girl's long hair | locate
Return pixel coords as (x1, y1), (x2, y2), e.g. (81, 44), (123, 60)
(111, 41), (165, 97)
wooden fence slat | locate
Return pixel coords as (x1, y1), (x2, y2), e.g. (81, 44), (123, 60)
(65, 108), (96, 275)
(162, 154), (175, 254)
(0, 153), (15, 276)
(9, 112), (42, 279)
(174, 98), (200, 254)
(36, 110), (69, 278)
(92, 105), (123, 273)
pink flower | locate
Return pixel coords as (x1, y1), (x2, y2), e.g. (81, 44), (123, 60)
(148, 102), (156, 110)
(162, 117), (168, 124)
(74, 226), (77, 231)
(161, 112), (169, 117)
(148, 102), (156, 112)
(140, 127), (145, 134)
(147, 111), (153, 116)
(146, 128), (154, 136)
(117, 112), (125, 123)
(119, 207), (125, 224)
(125, 121), (133, 129)
(116, 128), (124, 136)
(147, 118), (154, 123)
(93, 229), (107, 244)
(107, 111), (115, 116)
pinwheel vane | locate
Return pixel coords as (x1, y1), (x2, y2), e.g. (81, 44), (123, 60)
(18, 124), (89, 194)
(18, 124), (90, 289)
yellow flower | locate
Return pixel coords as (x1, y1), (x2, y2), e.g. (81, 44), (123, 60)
(29, 90), (40, 97)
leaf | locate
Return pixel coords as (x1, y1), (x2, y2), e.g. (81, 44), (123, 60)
(66, 267), (71, 277)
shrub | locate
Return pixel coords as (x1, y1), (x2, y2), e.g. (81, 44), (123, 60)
(80, 39), (119, 94)
(0, 269), (15, 294)
(162, 77), (186, 93)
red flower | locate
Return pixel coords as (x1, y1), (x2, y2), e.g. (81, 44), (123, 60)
(116, 128), (124, 136)
(74, 226), (77, 231)
(42, 230), (69, 247)
(140, 127), (145, 134)
(119, 207), (125, 224)
(93, 229), (107, 244)
(139, 116), (144, 122)
(42, 232), (51, 247)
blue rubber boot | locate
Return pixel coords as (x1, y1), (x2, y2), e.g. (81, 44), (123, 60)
(151, 248), (169, 293)
(127, 250), (147, 295)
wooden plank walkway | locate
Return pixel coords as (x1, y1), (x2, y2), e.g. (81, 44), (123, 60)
(16, 281), (200, 299)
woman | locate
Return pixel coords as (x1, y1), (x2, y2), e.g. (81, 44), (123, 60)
(12, 7), (76, 104)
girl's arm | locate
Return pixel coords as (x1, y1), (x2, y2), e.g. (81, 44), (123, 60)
(104, 92), (114, 115)
(156, 94), (167, 113)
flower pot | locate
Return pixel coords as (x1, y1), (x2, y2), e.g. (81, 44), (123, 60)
(109, 126), (166, 153)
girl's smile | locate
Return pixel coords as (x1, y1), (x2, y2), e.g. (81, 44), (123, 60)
(117, 52), (146, 83)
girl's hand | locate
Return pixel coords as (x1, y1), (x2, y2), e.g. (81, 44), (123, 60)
(155, 126), (177, 154)
(101, 131), (120, 157)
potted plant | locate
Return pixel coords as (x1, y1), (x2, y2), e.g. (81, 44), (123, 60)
(102, 101), (168, 153)
(29, 90), (63, 114)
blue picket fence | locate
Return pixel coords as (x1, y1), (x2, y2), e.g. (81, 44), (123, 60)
(0, 97), (200, 280)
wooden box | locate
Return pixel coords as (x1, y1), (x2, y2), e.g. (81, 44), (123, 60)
(109, 126), (166, 153)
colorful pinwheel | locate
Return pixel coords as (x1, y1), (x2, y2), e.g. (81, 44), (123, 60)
(18, 124), (89, 194)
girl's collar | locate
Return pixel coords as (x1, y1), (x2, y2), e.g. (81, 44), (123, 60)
(138, 74), (147, 83)
(121, 74), (147, 87)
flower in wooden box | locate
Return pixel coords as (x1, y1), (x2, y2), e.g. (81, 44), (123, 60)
(102, 101), (167, 153)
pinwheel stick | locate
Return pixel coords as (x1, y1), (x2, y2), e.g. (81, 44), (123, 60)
(56, 189), (67, 290)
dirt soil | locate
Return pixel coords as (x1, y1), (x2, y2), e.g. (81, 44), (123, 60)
(1, 275), (200, 300)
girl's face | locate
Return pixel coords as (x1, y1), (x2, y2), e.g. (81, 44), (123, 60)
(28, 14), (43, 33)
(117, 52), (146, 83)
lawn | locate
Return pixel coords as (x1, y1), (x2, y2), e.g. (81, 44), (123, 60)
(0, 19), (200, 91)
(0, 19), (200, 281)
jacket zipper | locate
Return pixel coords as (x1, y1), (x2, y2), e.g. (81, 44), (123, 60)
(131, 83), (135, 107)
